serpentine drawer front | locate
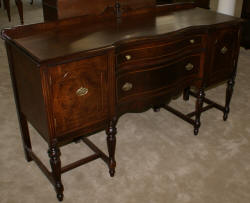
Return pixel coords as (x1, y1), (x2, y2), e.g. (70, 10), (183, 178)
(117, 54), (201, 102)
(1, 3), (243, 201)
(117, 35), (203, 67)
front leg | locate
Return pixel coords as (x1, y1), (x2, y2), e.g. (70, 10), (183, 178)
(223, 78), (235, 121)
(106, 118), (117, 177)
(194, 88), (205, 135)
(48, 139), (64, 201)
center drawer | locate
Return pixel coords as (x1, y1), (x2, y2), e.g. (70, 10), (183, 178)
(117, 35), (202, 67)
(117, 53), (201, 102)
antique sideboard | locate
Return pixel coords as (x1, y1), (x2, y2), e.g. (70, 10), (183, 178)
(1, 0), (243, 201)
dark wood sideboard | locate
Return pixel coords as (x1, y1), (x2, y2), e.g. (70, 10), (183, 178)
(1, 1), (242, 201)
(241, 0), (250, 48)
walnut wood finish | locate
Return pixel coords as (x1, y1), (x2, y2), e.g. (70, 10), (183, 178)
(42, 0), (156, 21)
(1, 2), (242, 201)
(43, 0), (115, 21)
(50, 55), (109, 136)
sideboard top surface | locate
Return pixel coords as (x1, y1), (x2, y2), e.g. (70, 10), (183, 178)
(2, 7), (242, 63)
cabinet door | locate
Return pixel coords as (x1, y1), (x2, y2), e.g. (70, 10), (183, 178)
(50, 55), (109, 136)
(208, 28), (237, 85)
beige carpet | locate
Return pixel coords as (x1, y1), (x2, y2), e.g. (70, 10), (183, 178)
(1, 1), (250, 203)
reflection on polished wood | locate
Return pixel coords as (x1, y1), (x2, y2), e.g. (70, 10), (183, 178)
(2, 1), (242, 201)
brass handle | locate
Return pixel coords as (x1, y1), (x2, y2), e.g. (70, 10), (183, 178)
(122, 82), (133, 91)
(190, 39), (195, 44)
(185, 63), (194, 71)
(76, 87), (88, 96)
(125, 55), (132, 61)
(221, 46), (228, 54)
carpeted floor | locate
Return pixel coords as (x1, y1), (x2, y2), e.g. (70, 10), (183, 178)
(0, 1), (250, 203)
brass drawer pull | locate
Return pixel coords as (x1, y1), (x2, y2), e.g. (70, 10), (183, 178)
(221, 46), (228, 54)
(125, 55), (132, 61)
(122, 82), (133, 91)
(185, 63), (194, 71)
(76, 87), (88, 96)
(190, 39), (195, 44)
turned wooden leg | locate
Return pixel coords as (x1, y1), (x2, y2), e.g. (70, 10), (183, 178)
(106, 118), (117, 177)
(223, 78), (235, 121)
(183, 87), (190, 101)
(15, 0), (23, 24)
(48, 140), (64, 201)
(3, 0), (11, 21)
(194, 88), (205, 136)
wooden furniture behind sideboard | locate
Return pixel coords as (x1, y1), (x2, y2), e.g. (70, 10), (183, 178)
(1, 0), (24, 24)
(42, 0), (210, 21)
(1, 1), (242, 201)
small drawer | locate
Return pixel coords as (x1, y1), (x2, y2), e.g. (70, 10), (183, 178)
(117, 35), (202, 66)
(117, 54), (201, 102)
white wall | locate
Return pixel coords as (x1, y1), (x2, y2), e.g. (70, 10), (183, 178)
(210, 0), (243, 17)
